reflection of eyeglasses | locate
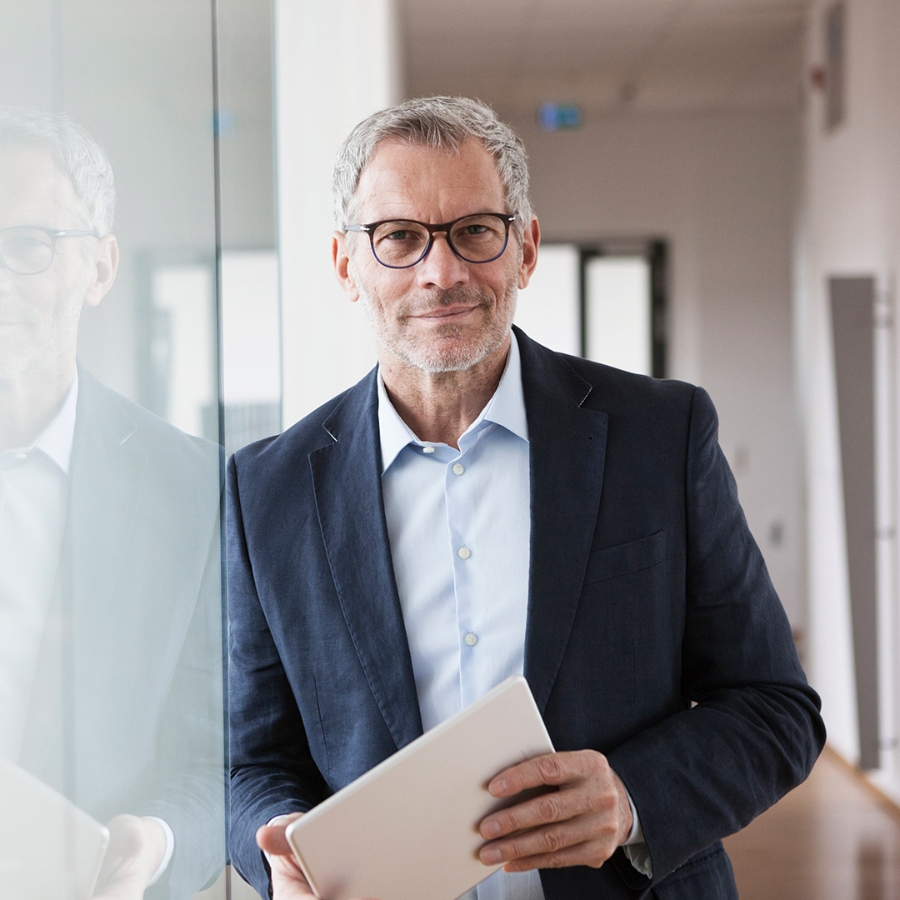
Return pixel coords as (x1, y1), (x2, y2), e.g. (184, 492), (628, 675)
(0, 226), (98, 275)
(345, 213), (516, 269)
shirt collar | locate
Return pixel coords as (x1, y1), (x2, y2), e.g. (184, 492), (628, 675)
(377, 332), (529, 475)
(34, 370), (78, 475)
(480, 332), (528, 441)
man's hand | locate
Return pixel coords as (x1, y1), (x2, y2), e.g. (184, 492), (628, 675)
(257, 814), (316, 900)
(92, 815), (167, 899)
(257, 814), (379, 900)
(477, 750), (633, 873)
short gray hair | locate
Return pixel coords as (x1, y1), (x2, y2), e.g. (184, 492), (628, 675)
(333, 96), (532, 233)
(0, 107), (115, 235)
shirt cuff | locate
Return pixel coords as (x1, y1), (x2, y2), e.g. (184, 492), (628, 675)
(621, 786), (653, 878)
(623, 842), (653, 878)
(623, 787), (643, 845)
(144, 817), (174, 886)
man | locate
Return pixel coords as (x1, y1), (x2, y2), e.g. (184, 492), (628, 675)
(0, 108), (225, 898)
(228, 96), (824, 900)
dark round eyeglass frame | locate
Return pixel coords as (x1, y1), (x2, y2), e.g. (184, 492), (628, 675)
(0, 226), (99, 276)
(344, 212), (517, 269)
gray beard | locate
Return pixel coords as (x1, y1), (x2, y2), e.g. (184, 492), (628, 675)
(0, 261), (91, 381)
(357, 283), (517, 374)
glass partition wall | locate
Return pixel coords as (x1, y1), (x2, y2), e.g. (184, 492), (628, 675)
(0, 1), (277, 896)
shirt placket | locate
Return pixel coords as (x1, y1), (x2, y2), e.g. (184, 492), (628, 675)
(446, 432), (483, 712)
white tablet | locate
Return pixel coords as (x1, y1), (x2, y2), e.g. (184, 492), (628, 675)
(0, 756), (109, 900)
(286, 675), (555, 900)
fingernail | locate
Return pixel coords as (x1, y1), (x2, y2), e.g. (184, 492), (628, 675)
(489, 777), (508, 796)
(480, 847), (503, 865)
(481, 819), (500, 838)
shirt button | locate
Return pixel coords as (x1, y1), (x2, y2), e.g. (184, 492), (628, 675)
(14, 452), (28, 460)
(422, 446), (435, 454)
(464, 632), (478, 646)
(458, 546), (471, 560)
(452, 463), (465, 476)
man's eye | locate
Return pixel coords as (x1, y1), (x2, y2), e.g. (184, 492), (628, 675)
(385, 229), (413, 241)
(6, 237), (45, 253)
(463, 224), (489, 236)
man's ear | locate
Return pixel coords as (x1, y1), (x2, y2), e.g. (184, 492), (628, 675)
(517, 216), (540, 290)
(333, 231), (360, 303)
(83, 235), (119, 308)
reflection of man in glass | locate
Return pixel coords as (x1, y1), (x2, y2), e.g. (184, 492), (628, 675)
(0, 109), (224, 898)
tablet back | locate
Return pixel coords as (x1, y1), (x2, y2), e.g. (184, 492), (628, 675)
(286, 675), (554, 900)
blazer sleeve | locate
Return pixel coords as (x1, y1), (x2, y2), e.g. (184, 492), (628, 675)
(605, 386), (825, 883)
(227, 453), (330, 897)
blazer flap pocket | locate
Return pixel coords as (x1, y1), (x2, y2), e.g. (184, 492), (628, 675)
(585, 530), (666, 584)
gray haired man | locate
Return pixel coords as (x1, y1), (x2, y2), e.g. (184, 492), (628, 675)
(0, 108), (224, 899)
(228, 96), (824, 900)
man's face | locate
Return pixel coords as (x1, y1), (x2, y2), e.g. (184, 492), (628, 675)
(0, 148), (112, 382)
(333, 139), (538, 374)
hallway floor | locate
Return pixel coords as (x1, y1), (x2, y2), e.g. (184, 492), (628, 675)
(724, 748), (900, 899)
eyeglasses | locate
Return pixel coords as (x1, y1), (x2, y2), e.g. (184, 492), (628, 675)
(345, 212), (516, 269)
(0, 226), (98, 276)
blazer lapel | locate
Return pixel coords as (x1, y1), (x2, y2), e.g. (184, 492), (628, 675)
(517, 330), (609, 714)
(309, 374), (423, 750)
(19, 370), (147, 782)
(67, 371), (147, 659)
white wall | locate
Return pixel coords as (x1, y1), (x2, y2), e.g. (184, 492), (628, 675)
(505, 108), (806, 632)
(275, 0), (401, 428)
(798, 0), (900, 796)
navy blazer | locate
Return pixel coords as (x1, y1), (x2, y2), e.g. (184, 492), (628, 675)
(227, 329), (824, 899)
(20, 369), (226, 899)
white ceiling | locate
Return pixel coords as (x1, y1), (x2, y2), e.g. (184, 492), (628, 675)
(401, 0), (810, 114)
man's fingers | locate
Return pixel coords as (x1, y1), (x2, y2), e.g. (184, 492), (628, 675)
(481, 780), (617, 839)
(256, 813), (303, 857)
(488, 749), (606, 797)
(496, 837), (614, 872)
(479, 810), (618, 864)
(478, 749), (635, 873)
(93, 814), (169, 898)
(257, 824), (292, 857)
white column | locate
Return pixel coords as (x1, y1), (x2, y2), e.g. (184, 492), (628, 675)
(274, 0), (401, 427)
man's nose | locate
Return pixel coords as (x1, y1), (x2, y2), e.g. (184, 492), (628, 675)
(414, 232), (469, 290)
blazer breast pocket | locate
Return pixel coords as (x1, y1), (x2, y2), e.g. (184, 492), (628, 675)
(584, 530), (666, 585)
(570, 530), (667, 710)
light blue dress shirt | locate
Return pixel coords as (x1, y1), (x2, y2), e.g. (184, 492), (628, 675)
(378, 335), (649, 895)
(379, 337), (545, 900)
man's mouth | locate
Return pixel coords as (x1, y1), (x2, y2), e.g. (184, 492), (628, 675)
(411, 303), (482, 322)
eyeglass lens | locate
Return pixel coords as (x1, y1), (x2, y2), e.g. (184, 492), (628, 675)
(0, 227), (58, 275)
(370, 214), (509, 268)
